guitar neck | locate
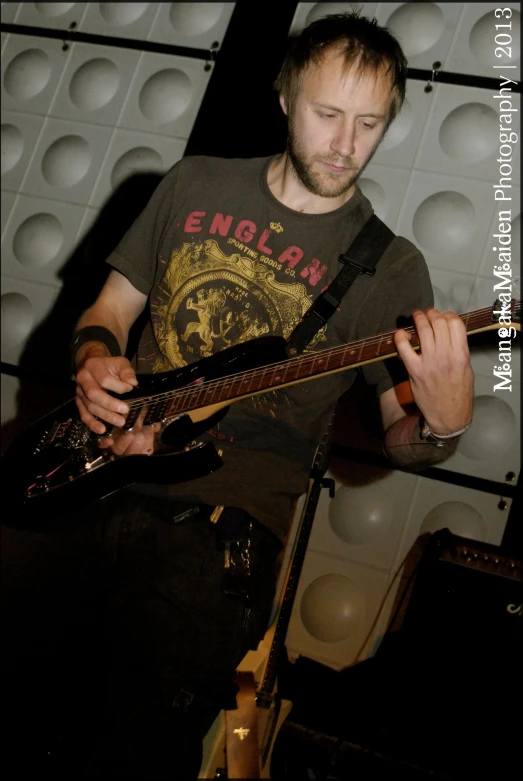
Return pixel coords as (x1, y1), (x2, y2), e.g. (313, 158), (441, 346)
(164, 304), (513, 418)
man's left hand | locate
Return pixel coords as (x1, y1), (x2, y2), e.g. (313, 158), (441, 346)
(394, 308), (474, 435)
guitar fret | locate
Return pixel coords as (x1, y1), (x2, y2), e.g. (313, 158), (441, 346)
(134, 304), (507, 425)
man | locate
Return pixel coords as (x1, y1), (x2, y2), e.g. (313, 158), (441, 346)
(7, 12), (474, 781)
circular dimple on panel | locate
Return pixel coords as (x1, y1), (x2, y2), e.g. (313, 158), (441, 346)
(380, 98), (413, 151)
(413, 192), (475, 253)
(111, 147), (163, 191)
(13, 213), (64, 268)
(99, 3), (149, 26)
(386, 3), (444, 57)
(34, 2), (75, 16)
(357, 179), (386, 219)
(458, 395), (516, 460)
(4, 49), (51, 100)
(1, 124), (23, 174)
(300, 574), (363, 643)
(329, 484), (393, 545)
(439, 103), (498, 163)
(421, 501), (486, 540)
(1, 293), (34, 350)
(138, 69), (192, 124)
(470, 11), (520, 66)
(170, 2), (223, 35)
(69, 58), (120, 111)
(41, 135), (91, 187)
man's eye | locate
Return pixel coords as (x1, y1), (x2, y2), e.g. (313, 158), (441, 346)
(320, 112), (336, 119)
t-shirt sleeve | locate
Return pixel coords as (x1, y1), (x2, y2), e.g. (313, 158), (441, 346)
(359, 243), (434, 397)
(105, 160), (183, 295)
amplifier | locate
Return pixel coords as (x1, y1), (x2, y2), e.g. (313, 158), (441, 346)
(391, 528), (522, 678)
(272, 529), (522, 780)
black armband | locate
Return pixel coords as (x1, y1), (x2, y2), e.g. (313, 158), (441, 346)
(71, 326), (122, 370)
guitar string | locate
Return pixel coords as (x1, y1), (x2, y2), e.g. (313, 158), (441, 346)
(118, 305), (515, 415)
(120, 306), (505, 414)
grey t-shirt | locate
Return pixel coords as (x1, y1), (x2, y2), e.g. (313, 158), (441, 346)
(107, 155), (433, 540)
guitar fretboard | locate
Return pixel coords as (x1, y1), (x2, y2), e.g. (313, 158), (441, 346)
(123, 302), (519, 426)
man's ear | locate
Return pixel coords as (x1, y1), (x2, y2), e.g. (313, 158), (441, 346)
(279, 93), (288, 116)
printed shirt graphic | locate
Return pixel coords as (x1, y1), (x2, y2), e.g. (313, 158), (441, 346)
(107, 155), (433, 540)
(151, 237), (314, 372)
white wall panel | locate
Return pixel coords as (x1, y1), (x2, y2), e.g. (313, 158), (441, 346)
(1, 7), (227, 368)
(79, 3), (161, 41)
(47, 43), (141, 127)
(2, 194), (85, 286)
(88, 128), (185, 208)
(1, 274), (61, 364)
(13, 2), (88, 31)
(1, 33), (71, 116)
(147, 3), (235, 49)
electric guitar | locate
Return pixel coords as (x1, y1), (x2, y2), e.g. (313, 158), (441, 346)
(2, 301), (519, 525)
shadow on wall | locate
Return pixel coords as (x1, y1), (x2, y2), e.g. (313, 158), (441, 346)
(1, 172), (162, 454)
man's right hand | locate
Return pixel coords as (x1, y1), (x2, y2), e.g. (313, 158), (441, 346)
(75, 354), (138, 436)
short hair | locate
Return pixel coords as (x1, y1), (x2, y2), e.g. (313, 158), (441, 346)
(274, 12), (408, 123)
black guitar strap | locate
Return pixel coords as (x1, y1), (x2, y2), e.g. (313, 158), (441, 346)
(286, 213), (394, 355)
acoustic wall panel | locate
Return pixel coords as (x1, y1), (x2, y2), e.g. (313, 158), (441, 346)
(2, 194), (85, 286)
(78, 3), (162, 41)
(1, 33), (71, 116)
(1, 189), (16, 239)
(146, 2), (236, 49)
(413, 85), (520, 184)
(427, 267), (476, 313)
(289, 2), (521, 78)
(7, 2), (236, 49)
(47, 43), (141, 127)
(1, 6), (226, 369)
(116, 51), (213, 140)
(372, 80), (433, 170)
(1, 372), (19, 425)
(88, 128), (185, 208)
(376, 2), (463, 72)
(18, 117), (114, 204)
(357, 163), (411, 228)
(393, 476), (513, 567)
(1, 275), (61, 365)
(395, 170), (497, 276)
(13, 2), (88, 31)
(283, 466), (513, 670)
(289, 3), (379, 36)
(306, 466), (418, 571)
(1, 2), (18, 25)
(434, 376), (521, 484)
(1, 111), (45, 193)
(284, 548), (391, 670)
(443, 2), (521, 80)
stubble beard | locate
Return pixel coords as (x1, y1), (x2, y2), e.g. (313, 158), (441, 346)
(287, 120), (381, 199)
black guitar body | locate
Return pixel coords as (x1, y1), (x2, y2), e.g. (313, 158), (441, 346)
(1, 335), (288, 528)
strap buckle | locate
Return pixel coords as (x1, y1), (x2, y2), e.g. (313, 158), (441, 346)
(338, 255), (377, 275)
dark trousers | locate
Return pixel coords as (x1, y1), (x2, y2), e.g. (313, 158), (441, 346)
(1, 488), (282, 780)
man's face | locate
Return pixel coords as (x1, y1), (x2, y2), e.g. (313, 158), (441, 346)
(283, 49), (394, 199)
